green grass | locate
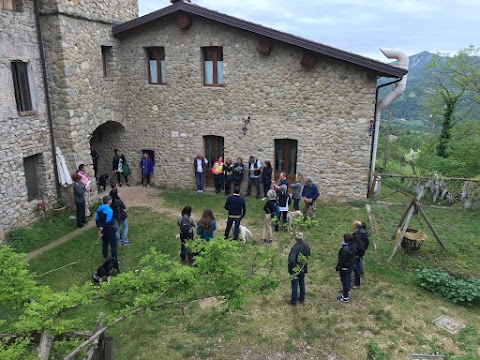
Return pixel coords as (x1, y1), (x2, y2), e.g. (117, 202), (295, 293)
(17, 189), (480, 359)
(6, 211), (77, 254)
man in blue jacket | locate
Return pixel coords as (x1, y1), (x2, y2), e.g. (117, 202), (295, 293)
(96, 195), (117, 260)
(301, 177), (320, 220)
(224, 186), (246, 240)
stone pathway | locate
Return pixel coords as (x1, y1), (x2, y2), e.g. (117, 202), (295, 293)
(26, 186), (164, 261)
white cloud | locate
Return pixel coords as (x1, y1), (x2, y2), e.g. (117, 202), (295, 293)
(138, 0), (480, 58)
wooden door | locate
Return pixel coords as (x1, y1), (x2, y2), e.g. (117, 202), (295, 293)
(204, 135), (224, 187)
(274, 139), (298, 184)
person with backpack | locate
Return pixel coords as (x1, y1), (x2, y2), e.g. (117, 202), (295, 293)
(178, 206), (196, 263)
(336, 234), (357, 303)
(223, 158), (234, 195)
(96, 195), (117, 260)
(277, 184), (290, 230)
(352, 220), (370, 288)
(245, 156), (262, 199)
(262, 189), (277, 243)
(224, 186), (247, 241)
(110, 188), (130, 246)
(232, 157), (244, 190)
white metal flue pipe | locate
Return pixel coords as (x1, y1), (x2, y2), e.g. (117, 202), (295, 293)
(370, 49), (409, 186)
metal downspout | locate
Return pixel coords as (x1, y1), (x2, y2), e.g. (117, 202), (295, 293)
(34, 0), (60, 198)
(367, 78), (402, 197)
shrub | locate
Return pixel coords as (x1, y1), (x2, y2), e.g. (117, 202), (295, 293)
(417, 268), (480, 305)
(366, 339), (387, 360)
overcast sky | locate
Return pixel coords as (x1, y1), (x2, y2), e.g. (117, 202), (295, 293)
(138, 0), (479, 62)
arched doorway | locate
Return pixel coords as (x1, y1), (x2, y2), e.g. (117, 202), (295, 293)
(89, 121), (126, 180)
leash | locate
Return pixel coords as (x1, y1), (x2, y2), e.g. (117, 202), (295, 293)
(90, 232), (101, 277)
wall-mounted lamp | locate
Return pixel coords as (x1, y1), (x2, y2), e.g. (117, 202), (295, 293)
(368, 120), (374, 136)
(242, 116), (251, 136)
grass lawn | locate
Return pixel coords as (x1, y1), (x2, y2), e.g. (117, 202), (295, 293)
(17, 188), (480, 359)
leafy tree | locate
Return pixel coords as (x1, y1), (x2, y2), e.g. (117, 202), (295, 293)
(0, 239), (279, 359)
(424, 47), (480, 157)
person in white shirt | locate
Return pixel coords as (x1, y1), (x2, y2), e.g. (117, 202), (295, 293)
(245, 156), (262, 199)
(193, 153), (208, 193)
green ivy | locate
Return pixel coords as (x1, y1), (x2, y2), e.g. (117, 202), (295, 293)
(417, 268), (480, 305)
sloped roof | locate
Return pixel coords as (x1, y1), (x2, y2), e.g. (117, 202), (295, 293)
(113, 1), (407, 78)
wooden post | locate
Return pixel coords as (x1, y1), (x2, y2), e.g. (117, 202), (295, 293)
(416, 202), (446, 250)
(392, 198), (415, 239)
(104, 337), (114, 360)
(388, 201), (415, 264)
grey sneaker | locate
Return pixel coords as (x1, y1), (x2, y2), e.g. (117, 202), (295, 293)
(337, 295), (349, 303)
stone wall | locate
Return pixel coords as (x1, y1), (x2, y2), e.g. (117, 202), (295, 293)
(115, 16), (377, 199)
(40, 0), (138, 178)
(0, 1), (57, 232)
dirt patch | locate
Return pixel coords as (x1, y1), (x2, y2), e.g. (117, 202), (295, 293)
(99, 185), (167, 213)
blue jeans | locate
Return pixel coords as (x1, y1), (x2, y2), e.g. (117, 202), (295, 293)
(224, 217), (241, 240)
(340, 269), (352, 298)
(102, 228), (117, 259)
(291, 271), (305, 304)
(195, 171), (205, 191)
(353, 257), (362, 286)
(114, 218), (129, 244)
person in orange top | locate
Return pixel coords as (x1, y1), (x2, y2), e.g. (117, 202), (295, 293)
(212, 156), (224, 194)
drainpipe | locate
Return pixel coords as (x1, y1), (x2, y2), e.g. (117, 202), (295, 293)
(34, 0), (60, 198)
(367, 48), (409, 197)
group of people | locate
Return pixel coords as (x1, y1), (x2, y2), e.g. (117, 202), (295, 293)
(111, 149), (155, 188)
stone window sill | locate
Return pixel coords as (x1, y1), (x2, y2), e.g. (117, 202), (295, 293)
(203, 85), (225, 90)
(103, 78), (115, 82)
(145, 83), (167, 89)
(18, 110), (38, 117)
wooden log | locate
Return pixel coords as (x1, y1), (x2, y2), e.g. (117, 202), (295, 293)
(176, 13), (192, 30)
(256, 37), (272, 54)
(388, 202), (415, 263)
(392, 198), (415, 239)
(375, 173), (480, 183)
(416, 202), (447, 250)
(300, 52), (316, 68)
(104, 337), (114, 360)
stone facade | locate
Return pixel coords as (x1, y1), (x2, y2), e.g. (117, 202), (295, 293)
(0, 0), (57, 232)
(113, 16), (377, 199)
(1, 0), (388, 232)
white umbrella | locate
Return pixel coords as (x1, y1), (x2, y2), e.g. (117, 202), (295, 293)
(56, 147), (73, 186)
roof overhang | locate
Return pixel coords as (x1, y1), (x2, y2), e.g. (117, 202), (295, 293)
(113, 2), (407, 78)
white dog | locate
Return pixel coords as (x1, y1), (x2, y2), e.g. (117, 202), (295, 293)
(287, 210), (303, 231)
(239, 224), (253, 244)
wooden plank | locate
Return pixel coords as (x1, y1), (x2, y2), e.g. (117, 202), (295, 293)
(376, 173), (480, 183)
(365, 204), (377, 251)
(416, 202), (447, 250)
(388, 202), (415, 263)
(392, 198), (415, 239)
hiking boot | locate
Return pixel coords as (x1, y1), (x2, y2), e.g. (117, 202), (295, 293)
(285, 300), (296, 306)
(337, 295), (349, 303)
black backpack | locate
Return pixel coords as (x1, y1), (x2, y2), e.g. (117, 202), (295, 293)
(180, 215), (191, 234)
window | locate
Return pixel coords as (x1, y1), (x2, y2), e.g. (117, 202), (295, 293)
(203, 47), (223, 86)
(101, 46), (112, 78)
(1, 0), (16, 11)
(274, 139), (298, 184)
(23, 154), (42, 201)
(146, 47), (166, 84)
(11, 61), (36, 114)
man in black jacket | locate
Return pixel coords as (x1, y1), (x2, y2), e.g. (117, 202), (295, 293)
(224, 186), (246, 240)
(286, 233), (311, 305)
(352, 220), (370, 288)
(336, 234), (357, 303)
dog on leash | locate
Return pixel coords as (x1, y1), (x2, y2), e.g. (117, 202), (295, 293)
(92, 257), (120, 283)
(97, 174), (110, 192)
(239, 224), (253, 243)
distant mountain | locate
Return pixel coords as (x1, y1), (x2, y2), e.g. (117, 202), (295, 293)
(378, 51), (435, 121)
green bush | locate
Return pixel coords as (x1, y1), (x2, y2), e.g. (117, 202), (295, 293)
(417, 268), (480, 305)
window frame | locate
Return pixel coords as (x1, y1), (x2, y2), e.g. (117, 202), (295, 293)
(11, 61), (35, 115)
(101, 46), (112, 78)
(1, 0), (16, 11)
(202, 46), (224, 87)
(274, 139), (298, 184)
(145, 47), (166, 85)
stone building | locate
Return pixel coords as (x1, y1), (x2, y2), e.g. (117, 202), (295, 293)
(0, 0), (406, 232)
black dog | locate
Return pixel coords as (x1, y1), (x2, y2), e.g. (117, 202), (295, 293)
(98, 174), (110, 192)
(92, 257), (120, 283)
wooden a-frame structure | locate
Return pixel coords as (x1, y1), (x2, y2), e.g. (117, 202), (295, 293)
(387, 187), (446, 263)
